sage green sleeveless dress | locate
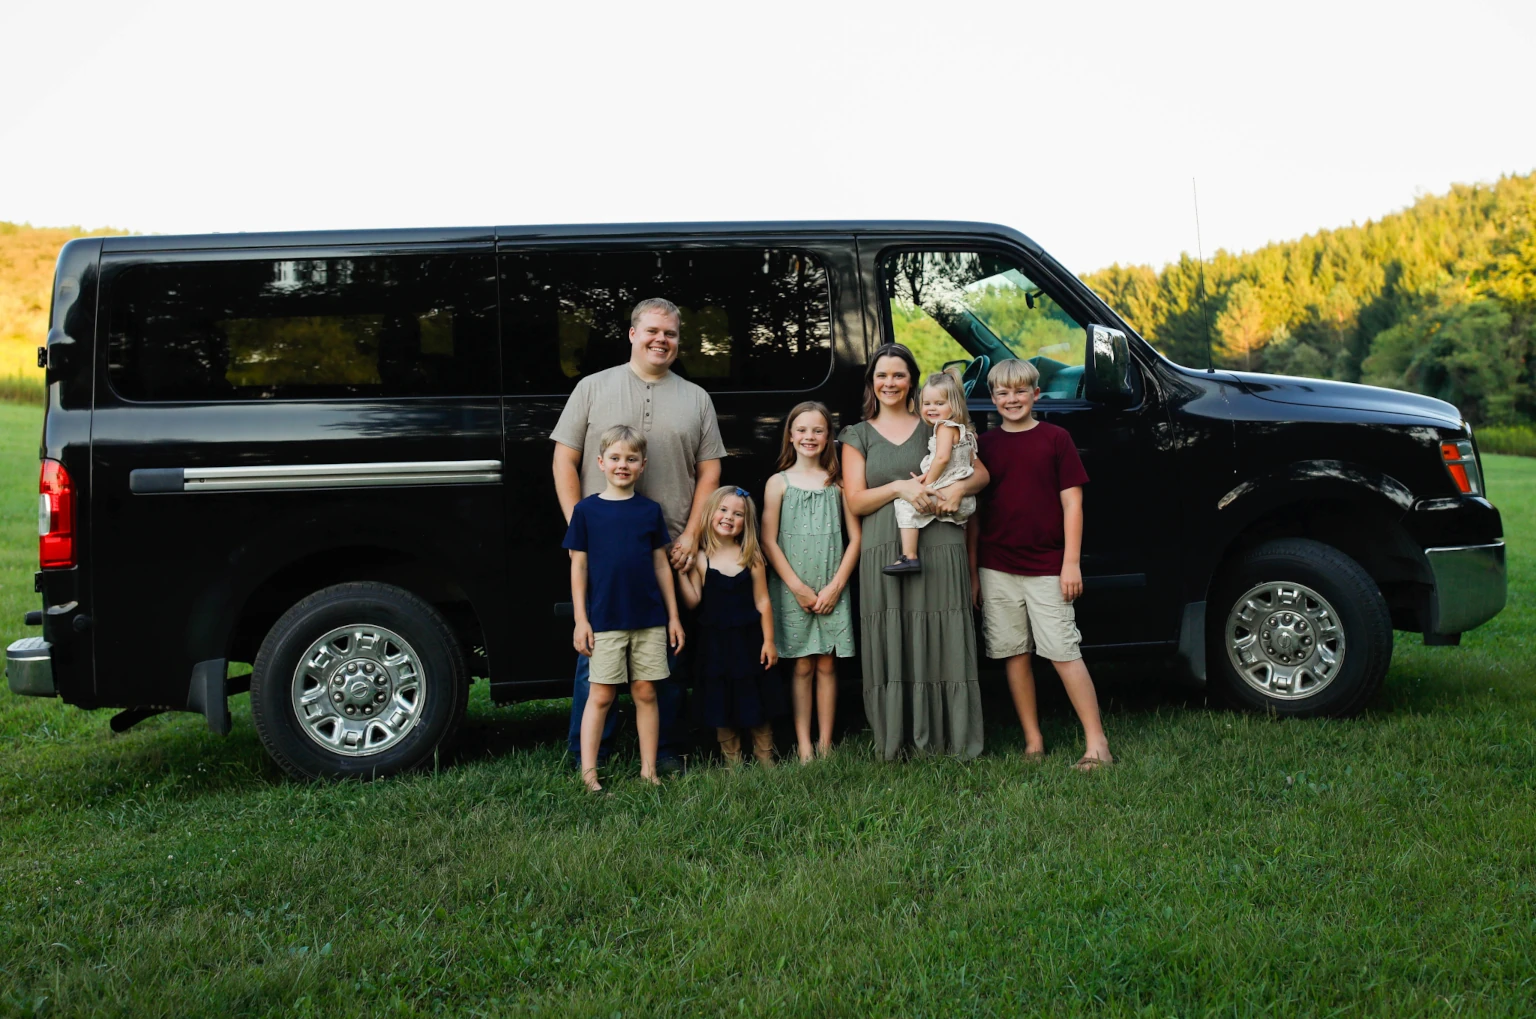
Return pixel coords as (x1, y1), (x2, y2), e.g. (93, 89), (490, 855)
(769, 476), (855, 659)
(840, 420), (983, 760)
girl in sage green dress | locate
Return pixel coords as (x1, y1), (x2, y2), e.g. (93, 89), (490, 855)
(762, 401), (860, 763)
(839, 344), (990, 760)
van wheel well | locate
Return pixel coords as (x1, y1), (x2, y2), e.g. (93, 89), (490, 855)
(228, 547), (488, 678)
(1221, 499), (1432, 632)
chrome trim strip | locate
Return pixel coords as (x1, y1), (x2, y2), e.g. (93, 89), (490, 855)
(1425, 541), (1506, 635)
(169, 460), (501, 492)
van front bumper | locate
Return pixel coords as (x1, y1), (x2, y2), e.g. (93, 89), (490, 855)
(7, 637), (55, 696)
(1426, 542), (1506, 635)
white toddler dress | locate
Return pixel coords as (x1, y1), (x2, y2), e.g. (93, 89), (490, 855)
(893, 420), (977, 530)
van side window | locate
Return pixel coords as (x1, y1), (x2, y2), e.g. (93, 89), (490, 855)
(880, 250), (1087, 400)
(106, 254), (498, 401)
(502, 248), (833, 394)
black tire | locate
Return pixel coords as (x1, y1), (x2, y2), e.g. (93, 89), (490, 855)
(1207, 538), (1392, 717)
(251, 582), (468, 780)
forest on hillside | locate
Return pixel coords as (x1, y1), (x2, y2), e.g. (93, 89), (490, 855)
(2, 173), (1533, 432)
(1085, 171), (1536, 427)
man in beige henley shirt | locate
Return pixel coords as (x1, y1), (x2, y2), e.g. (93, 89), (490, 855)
(551, 298), (725, 770)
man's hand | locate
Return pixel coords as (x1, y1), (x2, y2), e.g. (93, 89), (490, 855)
(668, 617), (686, 653)
(760, 640), (779, 670)
(1060, 563), (1084, 603)
(573, 621), (594, 656)
(812, 578), (845, 615)
(971, 570), (983, 609)
(668, 532), (699, 572)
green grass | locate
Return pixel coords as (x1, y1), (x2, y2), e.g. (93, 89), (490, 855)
(1, 399), (1532, 1018)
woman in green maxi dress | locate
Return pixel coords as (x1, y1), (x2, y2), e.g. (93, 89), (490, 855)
(839, 344), (991, 760)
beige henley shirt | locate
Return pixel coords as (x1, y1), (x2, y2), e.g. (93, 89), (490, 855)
(550, 364), (727, 541)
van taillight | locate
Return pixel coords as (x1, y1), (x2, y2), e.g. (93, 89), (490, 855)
(1440, 439), (1483, 497)
(39, 459), (75, 569)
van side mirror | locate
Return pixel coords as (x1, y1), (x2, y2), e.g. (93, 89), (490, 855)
(1084, 324), (1134, 404)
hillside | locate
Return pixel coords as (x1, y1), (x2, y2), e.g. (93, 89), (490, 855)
(0, 222), (127, 381)
(1085, 171), (1536, 426)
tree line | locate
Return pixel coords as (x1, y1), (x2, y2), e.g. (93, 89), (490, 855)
(1083, 171), (1536, 427)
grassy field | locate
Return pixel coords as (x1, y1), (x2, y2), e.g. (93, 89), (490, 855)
(0, 401), (1532, 1018)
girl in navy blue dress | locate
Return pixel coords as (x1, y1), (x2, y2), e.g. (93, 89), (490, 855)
(675, 486), (785, 767)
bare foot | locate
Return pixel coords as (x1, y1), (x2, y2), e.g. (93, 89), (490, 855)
(798, 745), (815, 764)
(581, 770), (605, 793)
(1073, 754), (1114, 772)
(640, 772), (662, 786)
(815, 743), (833, 760)
(1024, 746), (1046, 760)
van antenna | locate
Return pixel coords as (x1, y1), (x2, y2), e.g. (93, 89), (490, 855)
(1193, 177), (1215, 373)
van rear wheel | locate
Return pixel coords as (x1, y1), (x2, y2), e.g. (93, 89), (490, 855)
(1207, 538), (1391, 717)
(251, 582), (468, 780)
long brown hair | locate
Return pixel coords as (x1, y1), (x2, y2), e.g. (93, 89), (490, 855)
(773, 401), (841, 487)
(862, 343), (921, 421)
(699, 486), (764, 569)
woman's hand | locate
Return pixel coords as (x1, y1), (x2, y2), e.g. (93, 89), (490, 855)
(760, 640), (779, 670)
(793, 584), (818, 611)
(900, 475), (936, 514)
(812, 577), (845, 615)
(932, 484), (968, 516)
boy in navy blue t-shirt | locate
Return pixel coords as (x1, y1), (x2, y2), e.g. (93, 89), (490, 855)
(564, 425), (686, 792)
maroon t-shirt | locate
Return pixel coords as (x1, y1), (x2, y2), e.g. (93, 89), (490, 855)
(976, 421), (1090, 577)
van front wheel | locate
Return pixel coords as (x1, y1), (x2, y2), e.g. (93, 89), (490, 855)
(1207, 538), (1391, 717)
(251, 582), (468, 780)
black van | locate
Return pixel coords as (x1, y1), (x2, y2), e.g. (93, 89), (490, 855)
(8, 222), (1507, 778)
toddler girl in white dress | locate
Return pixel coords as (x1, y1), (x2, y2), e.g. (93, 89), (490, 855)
(884, 371), (976, 575)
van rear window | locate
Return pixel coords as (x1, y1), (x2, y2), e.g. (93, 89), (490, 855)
(501, 247), (833, 394)
(105, 254), (497, 401)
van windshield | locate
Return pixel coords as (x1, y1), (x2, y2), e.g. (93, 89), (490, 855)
(882, 250), (1087, 398)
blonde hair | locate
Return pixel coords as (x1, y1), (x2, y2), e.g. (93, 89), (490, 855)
(598, 424), (646, 457)
(699, 486), (763, 569)
(630, 298), (680, 328)
(920, 371), (972, 428)
(988, 358), (1040, 390)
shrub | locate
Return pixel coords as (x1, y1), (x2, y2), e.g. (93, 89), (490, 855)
(1478, 424), (1536, 457)
(0, 374), (44, 405)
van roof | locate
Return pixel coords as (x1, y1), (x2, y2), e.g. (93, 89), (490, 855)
(98, 220), (1043, 255)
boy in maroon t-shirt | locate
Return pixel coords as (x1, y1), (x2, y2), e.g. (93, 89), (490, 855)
(967, 359), (1113, 770)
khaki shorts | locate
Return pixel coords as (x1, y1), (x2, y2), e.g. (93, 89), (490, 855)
(589, 626), (671, 685)
(978, 568), (1082, 662)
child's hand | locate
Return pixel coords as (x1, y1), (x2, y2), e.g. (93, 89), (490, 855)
(1060, 563), (1084, 603)
(812, 579), (845, 615)
(761, 640), (779, 670)
(793, 585), (818, 612)
(971, 571), (982, 609)
(573, 621), (594, 656)
(668, 618), (686, 653)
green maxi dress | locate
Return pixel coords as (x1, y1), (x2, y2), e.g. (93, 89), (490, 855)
(768, 476), (856, 659)
(839, 420), (983, 760)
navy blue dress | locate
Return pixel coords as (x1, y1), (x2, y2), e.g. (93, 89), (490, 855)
(693, 567), (787, 728)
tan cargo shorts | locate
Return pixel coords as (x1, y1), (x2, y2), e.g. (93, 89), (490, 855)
(589, 626), (671, 685)
(978, 568), (1082, 662)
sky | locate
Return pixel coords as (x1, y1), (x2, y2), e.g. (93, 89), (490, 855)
(1, 0), (1533, 276)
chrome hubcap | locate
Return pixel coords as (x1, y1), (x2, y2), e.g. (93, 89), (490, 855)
(291, 624), (425, 756)
(1225, 582), (1345, 700)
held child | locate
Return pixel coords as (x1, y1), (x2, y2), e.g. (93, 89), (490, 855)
(565, 425), (686, 792)
(762, 402), (860, 762)
(675, 487), (785, 767)
(883, 371), (978, 575)
(967, 359), (1113, 770)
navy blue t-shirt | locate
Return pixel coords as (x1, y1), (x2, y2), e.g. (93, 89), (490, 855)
(562, 493), (672, 632)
